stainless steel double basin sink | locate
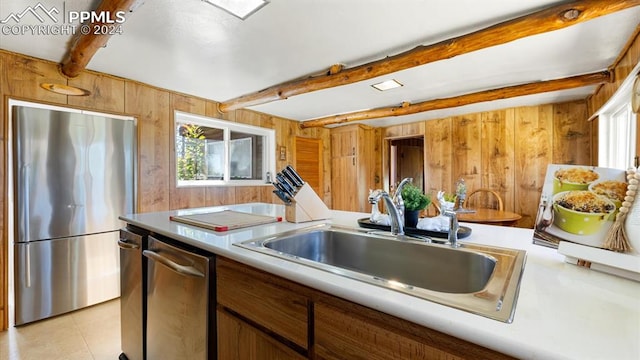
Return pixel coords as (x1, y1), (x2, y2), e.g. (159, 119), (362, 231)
(235, 224), (526, 322)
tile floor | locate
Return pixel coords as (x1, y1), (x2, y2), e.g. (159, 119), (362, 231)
(0, 299), (121, 360)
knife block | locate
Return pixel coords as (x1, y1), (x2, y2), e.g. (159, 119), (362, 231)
(285, 183), (331, 223)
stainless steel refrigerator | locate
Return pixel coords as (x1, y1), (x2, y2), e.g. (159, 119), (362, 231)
(12, 105), (135, 325)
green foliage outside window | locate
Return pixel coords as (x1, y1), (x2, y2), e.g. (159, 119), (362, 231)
(177, 124), (206, 180)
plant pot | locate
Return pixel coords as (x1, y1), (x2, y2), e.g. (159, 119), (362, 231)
(404, 209), (420, 228)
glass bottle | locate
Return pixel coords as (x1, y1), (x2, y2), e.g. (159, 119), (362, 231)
(455, 177), (467, 210)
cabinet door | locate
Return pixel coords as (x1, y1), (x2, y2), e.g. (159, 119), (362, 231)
(314, 300), (512, 360)
(331, 130), (357, 158)
(331, 156), (358, 211)
(217, 258), (310, 349)
(218, 309), (306, 360)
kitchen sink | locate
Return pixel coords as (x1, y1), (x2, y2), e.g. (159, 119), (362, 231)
(235, 224), (526, 322)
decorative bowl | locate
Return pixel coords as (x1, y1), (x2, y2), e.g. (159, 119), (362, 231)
(552, 191), (615, 235)
(553, 167), (599, 194)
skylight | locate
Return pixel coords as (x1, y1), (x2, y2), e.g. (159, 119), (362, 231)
(203, 0), (269, 20)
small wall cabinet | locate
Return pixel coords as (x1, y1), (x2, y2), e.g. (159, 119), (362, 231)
(330, 124), (378, 212)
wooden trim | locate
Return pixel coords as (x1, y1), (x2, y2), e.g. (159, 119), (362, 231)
(609, 23), (640, 74)
(2, 94), (7, 330)
(301, 71), (612, 128)
(60, 0), (139, 78)
(219, 0), (638, 112)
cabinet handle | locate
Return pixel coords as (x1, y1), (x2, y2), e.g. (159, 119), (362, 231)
(143, 250), (204, 278)
(352, 147), (355, 156)
(353, 158), (355, 165)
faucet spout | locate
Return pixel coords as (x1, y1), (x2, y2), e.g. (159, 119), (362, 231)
(391, 177), (413, 227)
(393, 177), (413, 203)
(369, 190), (404, 236)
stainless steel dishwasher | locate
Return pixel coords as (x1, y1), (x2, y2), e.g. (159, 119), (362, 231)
(118, 226), (147, 360)
(144, 235), (215, 360)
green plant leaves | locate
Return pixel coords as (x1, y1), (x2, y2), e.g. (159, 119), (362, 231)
(401, 183), (431, 211)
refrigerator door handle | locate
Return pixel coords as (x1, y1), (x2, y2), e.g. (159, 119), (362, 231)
(21, 165), (31, 241)
(117, 239), (140, 250)
(143, 250), (204, 278)
(25, 243), (31, 288)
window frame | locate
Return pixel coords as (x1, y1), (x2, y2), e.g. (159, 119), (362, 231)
(175, 111), (276, 187)
(598, 102), (637, 171)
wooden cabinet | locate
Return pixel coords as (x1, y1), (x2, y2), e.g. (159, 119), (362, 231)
(330, 124), (378, 212)
(216, 256), (513, 360)
(216, 257), (311, 352)
(314, 297), (513, 360)
(217, 309), (306, 360)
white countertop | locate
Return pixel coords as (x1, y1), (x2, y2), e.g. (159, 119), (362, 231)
(121, 203), (640, 360)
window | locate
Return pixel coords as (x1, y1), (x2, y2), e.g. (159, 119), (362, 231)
(175, 111), (275, 186)
(598, 103), (637, 170)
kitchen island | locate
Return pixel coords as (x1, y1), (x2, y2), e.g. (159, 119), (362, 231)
(120, 203), (640, 360)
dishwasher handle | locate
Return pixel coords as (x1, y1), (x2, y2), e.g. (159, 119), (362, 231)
(118, 239), (140, 250)
(143, 249), (205, 278)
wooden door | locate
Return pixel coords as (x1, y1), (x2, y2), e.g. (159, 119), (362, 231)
(393, 138), (424, 191)
(294, 137), (323, 196)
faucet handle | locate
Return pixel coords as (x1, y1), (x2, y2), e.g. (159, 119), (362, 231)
(443, 210), (460, 248)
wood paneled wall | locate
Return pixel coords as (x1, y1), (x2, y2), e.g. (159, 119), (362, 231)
(0, 50), (330, 330)
(384, 100), (591, 229)
(589, 27), (639, 113)
(588, 25), (640, 162)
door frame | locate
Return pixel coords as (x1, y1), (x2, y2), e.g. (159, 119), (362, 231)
(383, 134), (426, 194)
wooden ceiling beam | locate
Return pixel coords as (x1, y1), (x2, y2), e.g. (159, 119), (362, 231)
(299, 71), (612, 128)
(60, 0), (139, 78)
(219, 0), (639, 112)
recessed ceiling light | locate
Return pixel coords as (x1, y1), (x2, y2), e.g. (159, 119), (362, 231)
(203, 0), (269, 20)
(371, 79), (403, 91)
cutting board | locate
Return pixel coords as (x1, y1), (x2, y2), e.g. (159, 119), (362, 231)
(170, 210), (282, 232)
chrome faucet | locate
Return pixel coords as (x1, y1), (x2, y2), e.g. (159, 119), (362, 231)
(443, 210), (460, 248)
(368, 177), (413, 237)
(392, 177), (413, 225)
(368, 191), (404, 236)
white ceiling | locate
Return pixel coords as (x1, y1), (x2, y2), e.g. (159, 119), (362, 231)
(1, 0), (639, 127)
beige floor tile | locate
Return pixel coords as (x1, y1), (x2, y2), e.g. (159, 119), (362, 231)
(73, 299), (121, 333)
(0, 299), (121, 360)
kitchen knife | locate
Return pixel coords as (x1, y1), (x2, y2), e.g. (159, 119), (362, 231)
(285, 165), (305, 186)
(272, 189), (291, 205)
(276, 174), (297, 197)
(282, 167), (302, 188)
(274, 177), (296, 198)
(277, 172), (297, 190)
(273, 180), (289, 194)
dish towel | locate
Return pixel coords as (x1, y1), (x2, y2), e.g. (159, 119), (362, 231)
(371, 213), (391, 226)
(416, 215), (450, 232)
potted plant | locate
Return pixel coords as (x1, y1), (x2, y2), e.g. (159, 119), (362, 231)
(401, 183), (431, 228)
